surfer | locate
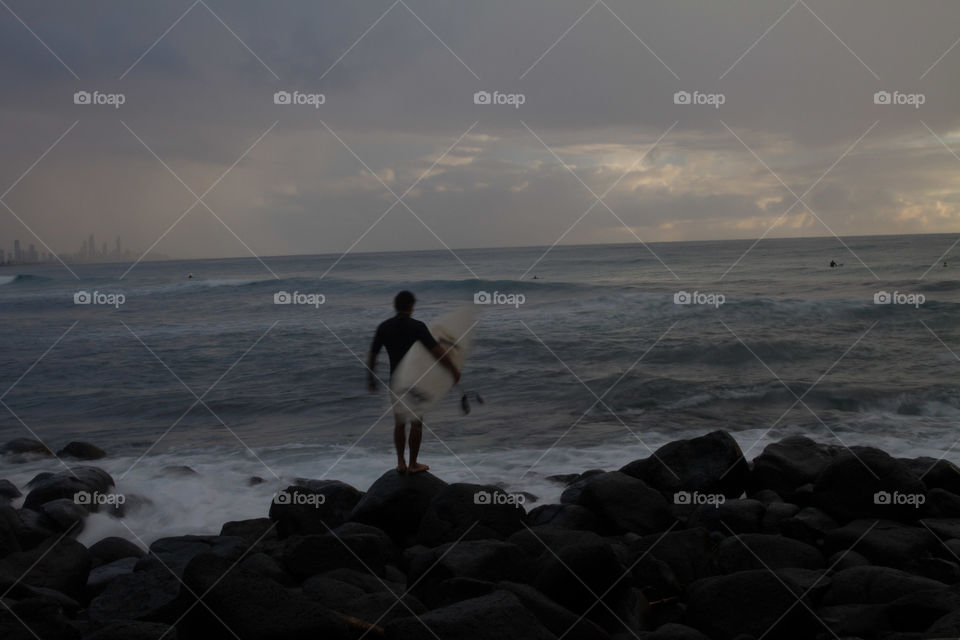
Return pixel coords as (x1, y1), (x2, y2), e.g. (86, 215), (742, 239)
(829, 260), (837, 268)
(367, 291), (461, 474)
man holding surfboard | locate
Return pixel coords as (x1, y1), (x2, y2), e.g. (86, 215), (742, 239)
(367, 291), (461, 474)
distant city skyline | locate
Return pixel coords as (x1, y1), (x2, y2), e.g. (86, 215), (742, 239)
(0, 233), (153, 266)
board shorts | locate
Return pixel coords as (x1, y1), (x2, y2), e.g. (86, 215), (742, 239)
(388, 385), (423, 422)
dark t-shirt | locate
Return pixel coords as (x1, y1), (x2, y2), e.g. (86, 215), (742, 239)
(370, 314), (438, 374)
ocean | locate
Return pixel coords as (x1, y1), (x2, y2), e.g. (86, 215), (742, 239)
(1, 233), (958, 544)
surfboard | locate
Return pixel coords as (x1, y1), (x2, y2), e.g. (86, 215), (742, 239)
(390, 305), (475, 420)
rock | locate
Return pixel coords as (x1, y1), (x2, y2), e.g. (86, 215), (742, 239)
(268, 480), (363, 537)
(907, 556), (960, 584)
(281, 532), (391, 579)
(533, 536), (630, 616)
(573, 471), (673, 534)
(919, 517), (960, 540)
(813, 447), (927, 522)
(886, 588), (960, 631)
(821, 566), (947, 605)
(416, 483), (526, 546)
(824, 520), (937, 569)
(778, 506), (839, 545)
(86, 556), (138, 597)
(900, 456), (960, 495)
(26, 472), (53, 488)
(0, 504), (22, 557)
(158, 465), (196, 477)
(749, 436), (839, 499)
(646, 623), (711, 640)
(406, 540), (532, 607)
(83, 621), (177, 639)
(40, 498), (88, 533)
(924, 488), (960, 518)
(685, 569), (821, 640)
(239, 552), (291, 585)
(0, 536), (90, 599)
(56, 441), (106, 460)
(817, 603), (890, 638)
(526, 503), (601, 531)
(761, 501), (801, 533)
(247, 476), (264, 486)
(826, 549), (870, 571)
(928, 609), (960, 636)
(21, 466), (115, 512)
(88, 536), (145, 568)
(14, 507), (59, 548)
(628, 527), (716, 586)
(0, 437), (52, 456)
(385, 590), (555, 640)
(716, 533), (824, 573)
(302, 570), (423, 625)
(348, 470), (447, 544)
(620, 430), (749, 499)
(497, 581), (610, 640)
(752, 489), (784, 505)
(688, 498), (765, 534)
(0, 479), (21, 500)
(507, 526), (603, 558)
(219, 518), (276, 547)
(136, 535), (247, 578)
(88, 568), (181, 623)
(0, 597), (80, 640)
(177, 553), (350, 640)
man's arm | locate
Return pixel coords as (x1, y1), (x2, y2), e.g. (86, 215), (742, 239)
(366, 351), (378, 392)
(429, 344), (461, 384)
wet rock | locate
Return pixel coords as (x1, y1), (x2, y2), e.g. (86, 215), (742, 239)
(497, 580), (610, 640)
(87, 568), (181, 623)
(533, 536), (630, 616)
(22, 466), (115, 512)
(416, 482), (526, 546)
(88, 536), (145, 568)
(86, 556), (138, 598)
(778, 506), (839, 545)
(0, 504), (22, 557)
(268, 479), (363, 537)
(573, 471), (673, 534)
(158, 465), (196, 477)
(749, 436), (839, 499)
(219, 518), (276, 547)
(348, 470), (447, 545)
(136, 535), (247, 578)
(688, 498), (766, 534)
(716, 533), (824, 573)
(813, 447), (927, 522)
(0, 437), (53, 457)
(0, 596), (80, 640)
(824, 520), (937, 569)
(628, 527), (716, 586)
(526, 503), (601, 531)
(56, 442), (106, 460)
(899, 456), (960, 495)
(645, 623), (711, 640)
(82, 621), (177, 640)
(0, 537), (90, 600)
(40, 498), (88, 533)
(385, 590), (555, 640)
(621, 430), (749, 500)
(0, 479), (21, 500)
(821, 566), (947, 605)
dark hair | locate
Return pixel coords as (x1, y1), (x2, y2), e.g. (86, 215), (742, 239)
(394, 290), (416, 312)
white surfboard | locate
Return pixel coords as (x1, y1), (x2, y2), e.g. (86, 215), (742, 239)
(390, 306), (475, 420)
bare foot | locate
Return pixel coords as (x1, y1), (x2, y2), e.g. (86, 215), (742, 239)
(408, 462), (429, 474)
(396, 461), (408, 474)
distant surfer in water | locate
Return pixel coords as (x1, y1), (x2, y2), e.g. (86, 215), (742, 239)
(367, 291), (461, 474)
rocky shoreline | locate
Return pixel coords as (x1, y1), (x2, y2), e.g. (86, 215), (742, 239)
(3, 430), (960, 639)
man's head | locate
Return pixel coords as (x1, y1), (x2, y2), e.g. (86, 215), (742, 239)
(394, 290), (416, 314)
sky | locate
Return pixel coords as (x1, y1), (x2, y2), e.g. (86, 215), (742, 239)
(1, 0), (960, 261)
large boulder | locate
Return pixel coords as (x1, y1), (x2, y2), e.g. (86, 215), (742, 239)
(0, 504), (23, 557)
(824, 520), (937, 569)
(21, 466), (115, 512)
(620, 430), (749, 499)
(302, 569), (422, 626)
(86, 556), (139, 598)
(385, 590), (555, 640)
(406, 539), (532, 606)
(813, 447), (927, 522)
(820, 566), (947, 605)
(533, 536), (631, 616)
(348, 470), (447, 544)
(56, 441), (106, 460)
(716, 533), (824, 573)
(88, 568), (181, 623)
(573, 471), (673, 534)
(268, 479), (363, 537)
(526, 504), (601, 531)
(497, 581), (610, 640)
(0, 479), (21, 500)
(749, 436), (839, 499)
(416, 483), (525, 546)
(281, 532), (392, 579)
(900, 456), (960, 495)
(685, 570), (822, 640)
(0, 437), (52, 456)
(627, 527), (716, 586)
(88, 536), (145, 568)
(0, 536), (90, 600)
(687, 498), (766, 534)
(136, 535), (247, 578)
(177, 553), (350, 639)
(0, 597), (80, 640)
